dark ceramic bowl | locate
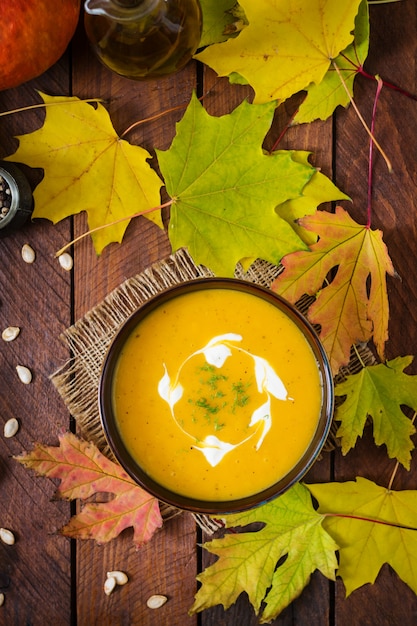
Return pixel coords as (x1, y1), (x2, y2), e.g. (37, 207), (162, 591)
(99, 277), (334, 514)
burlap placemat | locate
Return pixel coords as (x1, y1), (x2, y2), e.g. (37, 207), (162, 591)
(51, 248), (375, 529)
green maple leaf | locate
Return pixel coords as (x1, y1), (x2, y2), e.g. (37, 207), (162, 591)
(189, 483), (338, 623)
(275, 151), (349, 246)
(294, 0), (369, 124)
(195, 0), (363, 105)
(307, 478), (417, 596)
(239, 150), (348, 269)
(335, 356), (417, 469)
(157, 94), (317, 276)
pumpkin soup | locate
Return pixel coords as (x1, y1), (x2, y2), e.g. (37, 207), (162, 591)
(110, 285), (328, 502)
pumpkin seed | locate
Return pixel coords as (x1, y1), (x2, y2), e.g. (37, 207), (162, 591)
(1, 326), (20, 342)
(0, 592), (4, 606)
(0, 528), (15, 545)
(58, 252), (73, 271)
(146, 594), (168, 609)
(21, 243), (35, 264)
(104, 575), (117, 596)
(16, 365), (32, 384)
(107, 570), (128, 585)
(4, 418), (19, 438)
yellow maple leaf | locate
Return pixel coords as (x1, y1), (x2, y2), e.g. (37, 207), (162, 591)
(308, 478), (417, 597)
(271, 207), (396, 374)
(195, 0), (363, 104)
(5, 93), (164, 254)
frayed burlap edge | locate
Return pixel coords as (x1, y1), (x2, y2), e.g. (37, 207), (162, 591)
(50, 248), (374, 533)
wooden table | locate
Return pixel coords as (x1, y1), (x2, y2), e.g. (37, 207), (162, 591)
(1, 3), (417, 625)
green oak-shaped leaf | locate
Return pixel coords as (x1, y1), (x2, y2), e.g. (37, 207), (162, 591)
(294, 0), (369, 124)
(308, 478), (417, 596)
(157, 94), (314, 276)
(189, 483), (338, 622)
(335, 356), (417, 469)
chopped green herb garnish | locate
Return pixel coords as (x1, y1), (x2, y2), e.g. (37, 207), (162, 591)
(196, 397), (220, 414)
(186, 363), (254, 426)
(231, 381), (251, 411)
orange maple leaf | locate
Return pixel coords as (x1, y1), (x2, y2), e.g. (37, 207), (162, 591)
(271, 206), (395, 374)
(15, 432), (163, 548)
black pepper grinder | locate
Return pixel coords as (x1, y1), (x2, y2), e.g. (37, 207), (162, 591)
(0, 162), (33, 237)
(83, 0), (202, 80)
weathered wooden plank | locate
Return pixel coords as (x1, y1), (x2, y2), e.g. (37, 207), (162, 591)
(0, 60), (73, 624)
(70, 27), (199, 625)
(333, 2), (417, 625)
(198, 66), (335, 626)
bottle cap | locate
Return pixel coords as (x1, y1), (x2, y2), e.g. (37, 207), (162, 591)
(0, 162), (33, 236)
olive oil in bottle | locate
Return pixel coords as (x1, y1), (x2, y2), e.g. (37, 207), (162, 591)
(84, 0), (202, 80)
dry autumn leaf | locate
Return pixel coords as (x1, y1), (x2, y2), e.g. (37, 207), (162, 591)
(195, 0), (363, 105)
(15, 432), (163, 548)
(5, 92), (164, 254)
(271, 206), (395, 374)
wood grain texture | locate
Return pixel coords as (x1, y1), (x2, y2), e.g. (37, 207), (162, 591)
(70, 24), (199, 626)
(199, 45), (336, 626)
(1, 2), (417, 624)
(0, 60), (73, 624)
(333, 2), (417, 625)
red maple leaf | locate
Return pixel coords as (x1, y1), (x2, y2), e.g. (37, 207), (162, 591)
(15, 432), (163, 548)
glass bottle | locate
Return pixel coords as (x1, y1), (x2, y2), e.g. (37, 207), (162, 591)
(0, 162), (33, 237)
(84, 0), (202, 80)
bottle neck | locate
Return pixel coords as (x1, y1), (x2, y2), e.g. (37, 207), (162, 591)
(84, 0), (159, 20)
(113, 0), (143, 7)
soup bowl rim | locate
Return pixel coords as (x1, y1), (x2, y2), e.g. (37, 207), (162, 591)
(98, 277), (334, 515)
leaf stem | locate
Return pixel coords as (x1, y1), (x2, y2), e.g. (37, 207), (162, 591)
(332, 61), (392, 173)
(120, 103), (190, 138)
(0, 98), (104, 118)
(352, 344), (367, 369)
(323, 511), (417, 531)
(55, 200), (173, 257)
(367, 76), (384, 227)
(120, 89), (212, 138)
(359, 69), (417, 100)
(338, 53), (417, 101)
(387, 411), (417, 490)
(268, 97), (306, 152)
(368, 0), (405, 4)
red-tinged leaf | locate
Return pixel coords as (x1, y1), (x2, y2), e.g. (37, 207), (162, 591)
(271, 206), (395, 374)
(60, 489), (161, 547)
(15, 432), (163, 548)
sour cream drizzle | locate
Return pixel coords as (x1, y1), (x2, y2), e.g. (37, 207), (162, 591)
(158, 334), (292, 467)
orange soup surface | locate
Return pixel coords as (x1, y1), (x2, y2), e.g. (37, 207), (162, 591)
(112, 288), (324, 501)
